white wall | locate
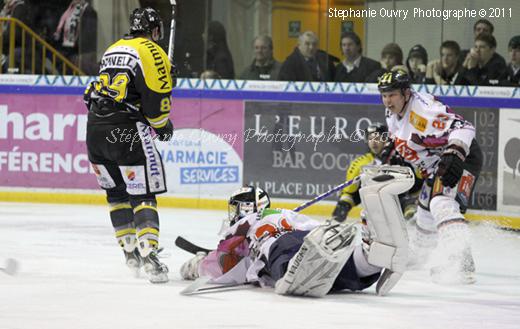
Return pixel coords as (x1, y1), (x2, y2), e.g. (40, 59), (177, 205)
(92, 0), (139, 60)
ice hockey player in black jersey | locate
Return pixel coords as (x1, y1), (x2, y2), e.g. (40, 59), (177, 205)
(84, 7), (173, 283)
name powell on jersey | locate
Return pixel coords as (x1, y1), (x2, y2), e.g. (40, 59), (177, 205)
(394, 138), (419, 162)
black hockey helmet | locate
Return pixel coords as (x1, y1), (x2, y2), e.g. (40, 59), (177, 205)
(129, 7), (164, 40)
(377, 69), (411, 93)
(228, 185), (270, 225)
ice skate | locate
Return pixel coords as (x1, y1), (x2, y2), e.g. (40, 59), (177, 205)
(431, 247), (475, 285)
(142, 249), (169, 284)
(124, 248), (143, 276)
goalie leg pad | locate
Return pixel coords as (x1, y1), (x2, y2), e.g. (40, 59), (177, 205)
(359, 165), (415, 295)
(274, 222), (357, 297)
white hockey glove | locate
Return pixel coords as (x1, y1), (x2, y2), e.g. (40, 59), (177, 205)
(180, 252), (207, 280)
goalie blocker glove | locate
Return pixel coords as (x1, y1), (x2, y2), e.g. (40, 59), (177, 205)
(436, 144), (465, 188)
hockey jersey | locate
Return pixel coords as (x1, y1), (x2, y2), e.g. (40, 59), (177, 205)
(339, 152), (379, 207)
(199, 208), (320, 286)
(84, 35), (173, 129)
(385, 91), (475, 178)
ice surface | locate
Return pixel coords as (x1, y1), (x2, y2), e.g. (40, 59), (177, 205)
(1, 202), (519, 329)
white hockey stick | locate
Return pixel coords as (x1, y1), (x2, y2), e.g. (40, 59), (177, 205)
(1, 258), (19, 276)
(180, 276), (253, 295)
(167, 0), (177, 63)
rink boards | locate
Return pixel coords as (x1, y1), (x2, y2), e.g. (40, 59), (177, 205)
(0, 75), (519, 228)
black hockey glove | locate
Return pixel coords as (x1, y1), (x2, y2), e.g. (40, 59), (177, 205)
(155, 120), (174, 141)
(437, 150), (465, 188)
(332, 200), (352, 223)
(379, 141), (396, 164)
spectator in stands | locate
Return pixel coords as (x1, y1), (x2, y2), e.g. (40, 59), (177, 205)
(500, 36), (520, 86)
(473, 19), (494, 37)
(278, 31), (333, 82)
(460, 19), (505, 66)
(200, 69), (221, 80)
(406, 44), (428, 84)
(0, 0), (32, 73)
(425, 41), (465, 85)
(205, 20), (234, 79)
(366, 43), (403, 82)
(53, 0), (97, 75)
(460, 33), (507, 85)
(239, 35), (281, 80)
(334, 31), (380, 83)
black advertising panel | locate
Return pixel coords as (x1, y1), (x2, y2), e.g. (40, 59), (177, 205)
(244, 101), (498, 210)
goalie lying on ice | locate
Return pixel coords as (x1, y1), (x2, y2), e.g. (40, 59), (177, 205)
(180, 166), (415, 297)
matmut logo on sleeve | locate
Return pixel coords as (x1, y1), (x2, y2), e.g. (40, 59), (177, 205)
(409, 111), (427, 132)
(394, 138), (419, 162)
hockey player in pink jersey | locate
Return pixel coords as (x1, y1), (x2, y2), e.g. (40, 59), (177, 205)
(181, 166), (416, 297)
(377, 70), (483, 284)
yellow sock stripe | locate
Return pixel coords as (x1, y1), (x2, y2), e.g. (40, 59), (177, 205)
(145, 113), (170, 128)
(134, 204), (157, 213)
(137, 227), (159, 238)
(110, 203), (132, 212)
(115, 228), (136, 238)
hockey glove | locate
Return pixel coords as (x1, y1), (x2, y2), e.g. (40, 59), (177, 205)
(437, 151), (464, 188)
(332, 200), (352, 223)
(379, 141), (396, 164)
(154, 120), (174, 141)
(180, 252), (207, 280)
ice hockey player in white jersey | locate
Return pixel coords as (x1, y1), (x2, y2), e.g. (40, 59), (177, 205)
(377, 70), (483, 284)
(181, 170), (415, 297)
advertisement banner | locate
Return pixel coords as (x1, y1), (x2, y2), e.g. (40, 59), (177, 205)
(161, 99), (244, 197)
(243, 101), (498, 210)
(497, 108), (520, 212)
(0, 95), (96, 188)
(243, 101), (386, 201)
(0, 95), (244, 198)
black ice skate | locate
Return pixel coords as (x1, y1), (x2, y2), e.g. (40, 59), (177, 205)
(143, 250), (169, 284)
(124, 248), (143, 270)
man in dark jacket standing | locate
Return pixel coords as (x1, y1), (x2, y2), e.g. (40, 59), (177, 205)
(278, 31), (333, 82)
(334, 32), (380, 83)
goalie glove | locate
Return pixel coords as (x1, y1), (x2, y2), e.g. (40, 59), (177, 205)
(180, 252), (207, 280)
(436, 145), (465, 188)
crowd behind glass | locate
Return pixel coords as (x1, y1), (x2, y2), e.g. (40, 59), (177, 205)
(1, 0), (518, 86)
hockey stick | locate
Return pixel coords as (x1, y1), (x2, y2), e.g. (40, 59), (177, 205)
(167, 0), (177, 63)
(175, 177), (361, 254)
(0, 258), (19, 276)
(292, 176), (361, 212)
(180, 276), (254, 295)
(175, 236), (212, 254)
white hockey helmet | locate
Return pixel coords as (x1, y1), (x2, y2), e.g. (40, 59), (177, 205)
(228, 185), (271, 225)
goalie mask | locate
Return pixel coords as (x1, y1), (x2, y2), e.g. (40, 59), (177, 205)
(228, 186), (271, 226)
(365, 123), (388, 157)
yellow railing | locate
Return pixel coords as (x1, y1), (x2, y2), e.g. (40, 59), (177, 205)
(0, 17), (85, 75)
